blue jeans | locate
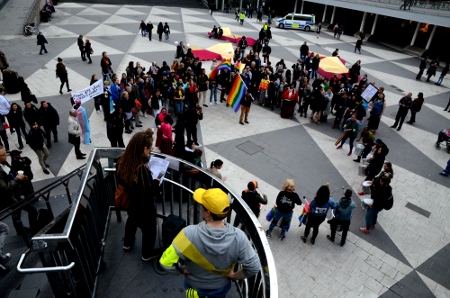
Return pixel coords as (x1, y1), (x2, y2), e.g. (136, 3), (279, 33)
(365, 206), (383, 230)
(340, 136), (356, 152)
(165, 32), (169, 40)
(268, 210), (293, 237)
(39, 44), (47, 54)
(437, 75), (445, 85)
(184, 280), (231, 298)
(174, 100), (184, 115)
(444, 158), (450, 174)
(210, 87), (217, 102)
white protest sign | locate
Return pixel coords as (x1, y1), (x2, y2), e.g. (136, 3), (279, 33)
(361, 84), (379, 103)
(71, 80), (103, 104)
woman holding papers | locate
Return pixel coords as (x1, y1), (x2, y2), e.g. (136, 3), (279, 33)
(117, 129), (160, 261)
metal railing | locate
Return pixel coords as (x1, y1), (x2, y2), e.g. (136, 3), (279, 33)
(16, 148), (278, 297)
(0, 165), (85, 246)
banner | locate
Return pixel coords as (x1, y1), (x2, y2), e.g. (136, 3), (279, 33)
(71, 80), (103, 104)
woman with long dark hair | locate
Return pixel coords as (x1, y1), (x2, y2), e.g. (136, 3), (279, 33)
(301, 185), (337, 245)
(7, 103), (28, 149)
(117, 129), (159, 261)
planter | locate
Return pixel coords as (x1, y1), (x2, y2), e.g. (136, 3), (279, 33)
(2, 70), (20, 94)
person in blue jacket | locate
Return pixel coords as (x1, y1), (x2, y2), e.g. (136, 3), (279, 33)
(327, 189), (356, 246)
(301, 185), (336, 245)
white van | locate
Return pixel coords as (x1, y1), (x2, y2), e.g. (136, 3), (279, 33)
(276, 13), (316, 31)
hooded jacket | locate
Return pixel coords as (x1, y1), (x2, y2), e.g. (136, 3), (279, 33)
(160, 221), (260, 290)
(333, 197), (356, 221)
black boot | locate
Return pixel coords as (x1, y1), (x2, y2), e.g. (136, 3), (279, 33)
(353, 157), (361, 163)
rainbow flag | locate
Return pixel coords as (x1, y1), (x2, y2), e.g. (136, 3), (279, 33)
(209, 60), (232, 80)
(226, 75), (247, 113)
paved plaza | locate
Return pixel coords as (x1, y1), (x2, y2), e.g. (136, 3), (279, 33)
(0, 2), (449, 297)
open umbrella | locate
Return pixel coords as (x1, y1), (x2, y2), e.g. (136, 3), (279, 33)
(318, 56), (348, 80)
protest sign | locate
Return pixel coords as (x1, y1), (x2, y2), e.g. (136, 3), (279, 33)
(71, 80), (103, 104)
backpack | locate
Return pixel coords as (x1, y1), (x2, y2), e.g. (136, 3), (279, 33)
(384, 195), (394, 210)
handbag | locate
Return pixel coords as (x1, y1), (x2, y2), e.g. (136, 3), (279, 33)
(114, 184), (129, 210)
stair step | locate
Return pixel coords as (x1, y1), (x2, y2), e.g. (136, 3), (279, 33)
(7, 289), (40, 298)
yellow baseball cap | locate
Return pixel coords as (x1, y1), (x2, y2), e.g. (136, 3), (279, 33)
(193, 188), (231, 216)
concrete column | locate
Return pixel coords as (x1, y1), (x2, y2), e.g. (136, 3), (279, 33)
(410, 22), (420, 46)
(256, 0), (260, 9)
(330, 6), (336, 24)
(216, 0), (218, 10)
(370, 14), (378, 35)
(239, 0), (243, 10)
(322, 5), (327, 22)
(300, 1), (304, 14)
(359, 12), (367, 32)
(425, 25), (437, 50)
(294, 0), (298, 13)
(222, 0), (225, 11)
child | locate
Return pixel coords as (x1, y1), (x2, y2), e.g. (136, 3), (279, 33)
(234, 181), (267, 228)
(327, 189), (356, 246)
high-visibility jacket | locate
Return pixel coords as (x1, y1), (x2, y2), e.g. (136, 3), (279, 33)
(259, 79), (269, 90)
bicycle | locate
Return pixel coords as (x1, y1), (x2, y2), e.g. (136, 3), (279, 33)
(23, 23), (39, 36)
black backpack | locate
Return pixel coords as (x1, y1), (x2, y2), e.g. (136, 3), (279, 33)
(384, 195), (394, 210)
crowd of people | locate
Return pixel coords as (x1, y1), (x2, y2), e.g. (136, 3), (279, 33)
(1, 6), (449, 284)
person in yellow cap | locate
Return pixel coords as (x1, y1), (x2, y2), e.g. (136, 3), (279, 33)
(160, 188), (260, 297)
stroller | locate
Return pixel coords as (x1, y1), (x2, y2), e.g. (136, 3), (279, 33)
(435, 129), (450, 153)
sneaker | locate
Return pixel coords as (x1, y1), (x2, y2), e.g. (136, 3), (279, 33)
(244, 120), (249, 124)
(300, 236), (307, 243)
(316, 121), (321, 125)
(18, 146), (24, 150)
(210, 102), (213, 105)
(353, 159), (360, 163)
(0, 253), (11, 265)
(96, 110), (102, 114)
(59, 91), (63, 94)
(43, 169), (50, 175)
(239, 122), (244, 125)
(136, 124), (143, 127)
(203, 104), (208, 107)
(76, 156), (86, 160)
(310, 238), (315, 245)
(358, 191), (365, 195)
(326, 235), (334, 242)
(143, 114), (148, 118)
(360, 227), (370, 234)
(347, 152), (352, 156)
(194, 142), (200, 146)
(309, 118), (314, 123)
(142, 254), (159, 262)
(390, 125), (396, 129)
(370, 224), (376, 230)
(278, 236), (285, 241)
(265, 230), (271, 238)
(340, 242), (345, 247)
(68, 89), (72, 92)
(439, 171), (449, 176)
(336, 145), (342, 149)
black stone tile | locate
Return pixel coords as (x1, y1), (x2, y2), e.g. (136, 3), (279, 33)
(381, 271), (436, 298)
(56, 24), (101, 36)
(405, 202), (431, 218)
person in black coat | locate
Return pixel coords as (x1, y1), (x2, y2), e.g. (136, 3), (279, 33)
(10, 150), (35, 197)
(39, 101), (59, 148)
(184, 106), (203, 145)
(23, 102), (41, 128)
(77, 35), (86, 61)
(355, 37), (362, 54)
(7, 103), (28, 149)
(106, 109), (125, 147)
(146, 21), (154, 41)
(27, 122), (50, 174)
(173, 113), (185, 158)
(17, 77), (36, 104)
(157, 22), (164, 41)
(84, 39), (93, 64)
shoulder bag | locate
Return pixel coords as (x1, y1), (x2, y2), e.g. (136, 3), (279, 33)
(114, 184), (130, 210)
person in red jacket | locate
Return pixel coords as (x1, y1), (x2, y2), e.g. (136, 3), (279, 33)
(280, 83), (298, 119)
